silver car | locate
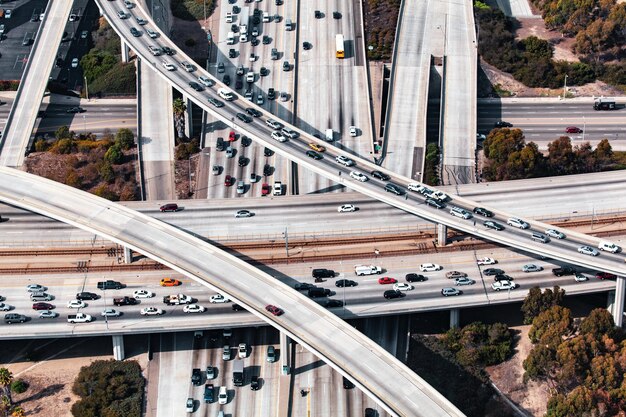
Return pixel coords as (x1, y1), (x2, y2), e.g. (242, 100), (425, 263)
(522, 264), (543, 273)
(578, 245), (599, 256)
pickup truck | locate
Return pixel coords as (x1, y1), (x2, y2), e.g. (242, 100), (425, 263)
(113, 296), (137, 306)
(552, 266), (575, 277)
(163, 294), (193, 305)
(97, 280), (123, 290)
(68, 313), (92, 323)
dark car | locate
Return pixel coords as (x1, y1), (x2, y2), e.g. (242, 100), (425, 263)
(263, 164), (273, 176)
(303, 41), (312, 50)
(406, 273), (427, 282)
(324, 300), (343, 308)
(494, 121), (513, 128)
(238, 156), (249, 167)
(483, 268), (504, 276)
(232, 303), (245, 311)
(32, 302), (54, 311)
(76, 292), (98, 300)
(306, 150), (323, 160)
(484, 220), (504, 231)
(493, 274), (514, 282)
(425, 198), (445, 209)
(263, 35), (271, 45)
(383, 290), (404, 299)
(241, 136), (252, 147)
(385, 183), (404, 195)
(216, 137), (225, 152)
(315, 10), (323, 18)
(130, 27), (141, 37)
(224, 175), (234, 186)
(268, 88), (276, 100)
(223, 74), (231, 86)
(312, 269), (335, 279)
(4, 314), (27, 324)
(97, 280), (124, 290)
(260, 67), (269, 76)
(191, 368), (202, 386)
(207, 97), (224, 108)
(473, 207), (493, 217)
(160, 203), (179, 212)
(335, 279), (357, 288)
(371, 170), (390, 181)
(596, 272), (617, 280)
(343, 376), (354, 389)
(251, 376), (260, 390)
(295, 283), (315, 291)
(565, 126), (583, 134)
(235, 79), (243, 90)
(161, 46), (174, 55)
(188, 81), (203, 91)
(204, 384), (214, 403)
(236, 113), (253, 123)
(251, 37), (260, 46)
(66, 107), (85, 114)
(264, 147), (274, 157)
(229, 48), (237, 58)
(246, 108), (262, 117)
(333, 11), (342, 19)
(552, 266), (575, 277)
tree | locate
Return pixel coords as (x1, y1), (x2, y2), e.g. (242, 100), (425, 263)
(0, 368), (13, 408)
(104, 144), (124, 165)
(55, 125), (72, 140)
(115, 129), (134, 150)
(521, 286), (565, 324)
(529, 305), (572, 347)
(580, 308), (615, 340)
(547, 137), (576, 175)
(546, 386), (595, 417)
(523, 344), (557, 382)
(593, 138), (613, 167)
(172, 98), (187, 139)
(585, 354), (620, 391)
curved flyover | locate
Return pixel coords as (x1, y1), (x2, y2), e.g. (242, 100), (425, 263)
(97, 0), (626, 278)
(0, 166), (463, 417)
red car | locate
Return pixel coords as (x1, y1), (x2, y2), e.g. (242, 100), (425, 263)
(228, 131), (236, 141)
(159, 203), (179, 212)
(32, 302), (54, 311)
(565, 126), (583, 134)
(596, 272), (617, 280)
(224, 175), (233, 186)
(378, 277), (397, 285)
(261, 183), (270, 196)
(265, 305), (284, 316)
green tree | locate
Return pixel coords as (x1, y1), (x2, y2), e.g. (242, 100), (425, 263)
(55, 125), (72, 140)
(594, 138), (613, 167)
(547, 137), (576, 175)
(34, 138), (49, 152)
(423, 143), (440, 185)
(104, 144), (124, 164)
(546, 386), (595, 417)
(115, 129), (134, 150)
(519, 36), (553, 59)
(9, 380), (27, 395)
(523, 344), (557, 382)
(585, 354), (620, 391)
(80, 52), (118, 83)
(580, 308), (615, 340)
(173, 98), (187, 139)
(556, 334), (597, 388)
(0, 368), (14, 407)
(98, 160), (115, 183)
(529, 305), (572, 347)
(521, 286), (565, 324)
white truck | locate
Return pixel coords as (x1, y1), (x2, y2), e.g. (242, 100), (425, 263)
(354, 265), (382, 276)
(163, 294), (193, 305)
(227, 31), (235, 45)
(68, 313), (92, 323)
(273, 181), (283, 196)
(239, 7), (249, 33)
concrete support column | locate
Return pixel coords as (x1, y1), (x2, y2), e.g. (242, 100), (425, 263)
(437, 223), (448, 247)
(112, 335), (125, 360)
(184, 95), (194, 139)
(123, 247), (132, 264)
(610, 277), (626, 327)
(121, 40), (130, 63)
(450, 308), (460, 328)
(280, 332), (290, 374)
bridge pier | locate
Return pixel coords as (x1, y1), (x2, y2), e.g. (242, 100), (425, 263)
(112, 335), (125, 360)
(123, 247), (132, 264)
(121, 40), (130, 63)
(437, 224), (448, 246)
(449, 308), (460, 328)
(280, 332), (290, 374)
(608, 277), (626, 327)
(183, 94), (194, 139)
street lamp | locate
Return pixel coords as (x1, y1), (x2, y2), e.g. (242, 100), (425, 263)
(562, 74), (568, 99)
(582, 116), (586, 142)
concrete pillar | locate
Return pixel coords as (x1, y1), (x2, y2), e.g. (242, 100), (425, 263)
(112, 335), (125, 360)
(184, 95), (193, 138)
(121, 41), (130, 63)
(437, 223), (448, 246)
(280, 332), (290, 374)
(449, 308), (460, 328)
(123, 247), (132, 264)
(610, 277), (626, 327)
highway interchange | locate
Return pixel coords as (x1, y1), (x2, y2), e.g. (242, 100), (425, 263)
(1, 0), (626, 415)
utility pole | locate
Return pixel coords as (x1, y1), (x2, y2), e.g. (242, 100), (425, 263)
(562, 74), (568, 99)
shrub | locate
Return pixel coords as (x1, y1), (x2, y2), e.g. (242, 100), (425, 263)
(34, 138), (49, 152)
(423, 143), (440, 185)
(115, 128), (135, 150)
(89, 63), (137, 96)
(105, 144), (124, 164)
(171, 0), (216, 21)
(10, 380), (28, 394)
(93, 185), (119, 201)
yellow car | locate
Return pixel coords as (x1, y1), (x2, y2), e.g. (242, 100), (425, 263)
(160, 278), (181, 287)
(308, 143), (326, 152)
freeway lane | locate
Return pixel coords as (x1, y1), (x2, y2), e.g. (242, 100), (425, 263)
(0, 166), (464, 417)
(95, 0), (626, 279)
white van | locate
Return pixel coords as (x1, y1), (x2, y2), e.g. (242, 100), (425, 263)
(273, 182), (283, 196)
(285, 18), (293, 31)
(281, 127), (299, 139)
(262, 12), (270, 22)
(325, 129), (333, 142)
(227, 31), (235, 45)
(218, 88), (234, 101)
(354, 265), (382, 276)
(598, 241), (620, 253)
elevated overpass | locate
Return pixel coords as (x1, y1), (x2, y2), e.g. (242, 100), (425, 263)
(0, 166), (464, 417)
(0, 0), (73, 168)
(96, 0), (626, 278)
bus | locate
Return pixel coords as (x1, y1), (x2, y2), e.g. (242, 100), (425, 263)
(594, 97), (616, 111)
(335, 34), (345, 59)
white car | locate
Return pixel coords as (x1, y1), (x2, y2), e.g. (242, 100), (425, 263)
(335, 155), (355, 166)
(218, 386), (228, 405)
(101, 308), (121, 317)
(249, 53), (256, 62)
(162, 61), (176, 71)
(337, 204), (357, 213)
(491, 280), (517, 291)
(183, 304), (206, 313)
(574, 272), (589, 282)
(39, 310), (58, 319)
(67, 299), (86, 309)
(455, 277), (475, 286)
(0, 303), (12, 311)
(545, 229), (565, 239)
(238, 343), (247, 358)
(476, 257), (496, 266)
(420, 263), (442, 272)
(198, 76), (214, 87)
(140, 307), (163, 316)
(271, 131), (287, 142)
(26, 284), (47, 292)
(71, 58), (79, 68)
(441, 287), (462, 297)
(522, 264), (543, 273)
(133, 289), (155, 298)
(210, 294), (230, 303)
(578, 245), (599, 256)
(407, 183), (424, 193)
(349, 126), (358, 137)
(392, 283), (413, 292)
(431, 190), (448, 201)
(146, 28), (158, 38)
(349, 171), (368, 182)
(507, 217), (529, 229)
(235, 210), (253, 218)
(266, 119), (283, 129)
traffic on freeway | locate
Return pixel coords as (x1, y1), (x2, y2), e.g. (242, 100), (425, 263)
(97, 0), (626, 280)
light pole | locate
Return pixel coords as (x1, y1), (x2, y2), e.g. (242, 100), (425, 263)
(562, 74), (568, 99)
(84, 76), (89, 101)
(582, 116), (586, 142)
(283, 227), (289, 258)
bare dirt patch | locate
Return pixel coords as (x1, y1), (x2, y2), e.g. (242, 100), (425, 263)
(486, 325), (549, 416)
(514, 17), (578, 62)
